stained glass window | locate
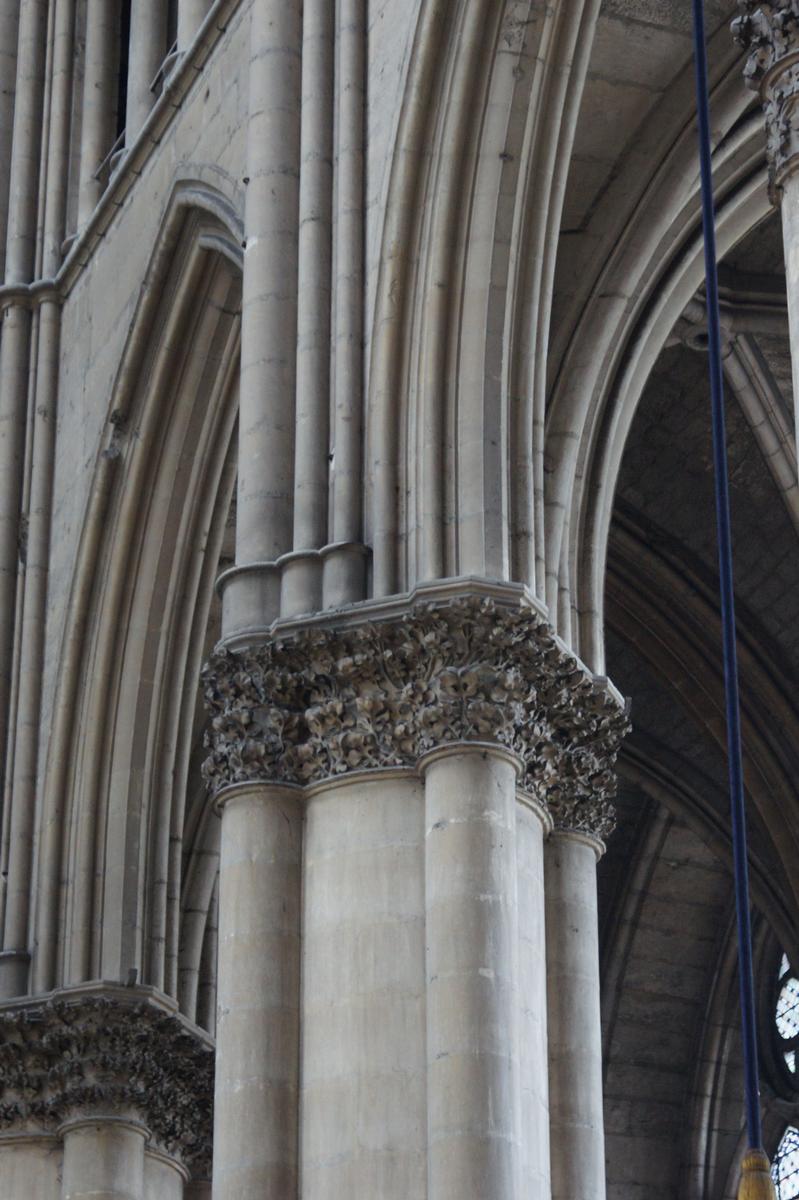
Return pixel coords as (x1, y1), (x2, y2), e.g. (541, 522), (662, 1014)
(776, 954), (799, 1077)
(773, 1127), (799, 1200)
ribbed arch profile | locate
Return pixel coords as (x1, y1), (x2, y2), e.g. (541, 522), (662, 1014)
(32, 184), (243, 1001)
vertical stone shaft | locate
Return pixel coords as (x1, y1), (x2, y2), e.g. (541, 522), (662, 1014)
(0, 0), (21, 282)
(4, 0), (46, 284)
(125, 0), (167, 144)
(780, 190), (799, 458)
(61, 1119), (147, 1200)
(0, 303), (31, 816)
(284, 0), (333, 617)
(144, 1151), (187, 1200)
(40, 0), (73, 273)
(517, 799), (551, 1198)
(212, 785), (302, 1199)
(301, 776), (427, 1198)
(224, 0), (301, 634)
(325, 0), (366, 607)
(1, 296), (60, 996)
(423, 746), (522, 1200)
(0, 1140), (60, 1199)
(546, 830), (606, 1200)
(1, 0), (71, 997)
(0, 0), (46, 961)
(177, 0), (210, 51)
(77, 0), (120, 229)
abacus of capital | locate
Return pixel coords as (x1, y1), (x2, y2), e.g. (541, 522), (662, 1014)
(202, 580), (629, 1199)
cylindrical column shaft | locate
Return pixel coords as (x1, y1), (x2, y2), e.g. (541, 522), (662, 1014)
(40, 0), (73, 274)
(61, 1119), (147, 1200)
(545, 830), (606, 1200)
(301, 774), (427, 1198)
(212, 784), (302, 1199)
(0, 298), (59, 995)
(125, 0), (167, 144)
(177, 0), (210, 51)
(223, 0), (301, 634)
(423, 746), (521, 1200)
(0, 1138), (60, 1200)
(144, 1150), (187, 1200)
(780, 181), (799, 465)
(0, 1), (46, 823)
(0, 303), (31, 816)
(282, 0), (333, 618)
(324, 0), (366, 608)
(77, 0), (119, 228)
(0, 0), (21, 282)
(5, 0), (47, 283)
(517, 799), (551, 1198)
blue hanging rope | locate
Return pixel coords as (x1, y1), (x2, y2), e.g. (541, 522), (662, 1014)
(691, 0), (762, 1153)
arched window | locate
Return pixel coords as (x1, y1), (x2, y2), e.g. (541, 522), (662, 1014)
(777, 954), (799, 1076)
(773, 1127), (799, 1199)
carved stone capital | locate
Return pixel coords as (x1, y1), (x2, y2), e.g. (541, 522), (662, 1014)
(733, 1), (799, 195)
(202, 593), (630, 840)
(0, 987), (213, 1176)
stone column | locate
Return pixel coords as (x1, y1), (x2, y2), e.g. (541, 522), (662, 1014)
(0, 985), (213, 1200)
(220, 0), (301, 634)
(145, 1148), (189, 1200)
(733, 4), (799, 459)
(61, 1119), (147, 1200)
(422, 744), (522, 1200)
(210, 783), (302, 1199)
(202, 582), (629, 1196)
(0, 0), (47, 949)
(177, 0), (210, 51)
(125, 0), (167, 143)
(545, 827), (608, 1200)
(77, 0), (120, 228)
(207, 4), (303, 1192)
(301, 774), (426, 1198)
(517, 793), (552, 1199)
(0, 1138), (60, 1200)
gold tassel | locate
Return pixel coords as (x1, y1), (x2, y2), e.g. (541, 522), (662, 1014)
(738, 1149), (778, 1200)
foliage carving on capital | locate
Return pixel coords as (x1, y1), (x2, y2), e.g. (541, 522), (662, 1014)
(733, 1), (799, 193)
(202, 596), (630, 840)
(0, 995), (213, 1176)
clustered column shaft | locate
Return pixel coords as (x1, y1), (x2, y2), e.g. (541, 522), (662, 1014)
(223, 0), (368, 629)
(223, 0), (301, 635)
(202, 589), (629, 1199)
(0, 0), (48, 1000)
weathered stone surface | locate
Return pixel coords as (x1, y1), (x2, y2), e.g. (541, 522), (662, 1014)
(202, 595), (630, 838)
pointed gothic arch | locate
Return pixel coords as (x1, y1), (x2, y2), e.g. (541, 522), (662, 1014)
(32, 183), (242, 1003)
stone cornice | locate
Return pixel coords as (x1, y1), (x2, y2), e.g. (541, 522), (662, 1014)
(0, 985), (213, 1175)
(733, 2), (799, 195)
(202, 589), (630, 839)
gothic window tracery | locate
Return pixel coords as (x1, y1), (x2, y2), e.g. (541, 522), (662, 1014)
(777, 954), (799, 1077)
(773, 1127), (799, 1200)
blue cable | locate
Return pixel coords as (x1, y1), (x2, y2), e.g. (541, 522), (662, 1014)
(691, 0), (762, 1152)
